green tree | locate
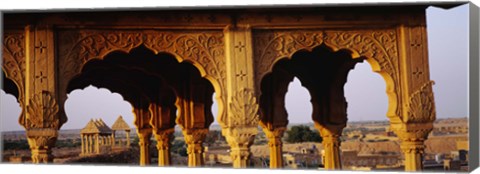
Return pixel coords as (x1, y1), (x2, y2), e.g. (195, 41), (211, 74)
(286, 125), (322, 143)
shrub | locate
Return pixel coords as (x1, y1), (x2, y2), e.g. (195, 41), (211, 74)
(286, 125), (322, 143)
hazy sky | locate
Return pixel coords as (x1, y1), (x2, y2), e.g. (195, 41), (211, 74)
(0, 4), (469, 131)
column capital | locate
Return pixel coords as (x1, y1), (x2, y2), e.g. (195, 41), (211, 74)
(314, 122), (345, 137)
(137, 128), (152, 146)
(222, 126), (257, 168)
(264, 127), (285, 147)
(400, 141), (425, 154)
(391, 122), (433, 142)
(263, 127), (285, 168)
(264, 127), (285, 138)
(154, 128), (174, 150)
(222, 126), (257, 149)
(26, 128), (58, 163)
(183, 128), (209, 154)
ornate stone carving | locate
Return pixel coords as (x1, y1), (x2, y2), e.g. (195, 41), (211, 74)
(59, 30), (225, 86)
(57, 29), (227, 130)
(253, 30), (324, 81)
(264, 128), (285, 148)
(26, 128), (58, 163)
(394, 125), (432, 142)
(26, 91), (60, 129)
(400, 141), (426, 154)
(2, 32), (26, 126)
(183, 129), (209, 154)
(406, 81), (435, 123)
(253, 29), (401, 118)
(222, 127), (257, 168)
(229, 88), (259, 127)
(3, 32), (26, 79)
(154, 128), (174, 150)
(133, 107), (152, 130)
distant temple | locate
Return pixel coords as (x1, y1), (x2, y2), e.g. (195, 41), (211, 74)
(111, 116), (132, 147)
(80, 119), (114, 156)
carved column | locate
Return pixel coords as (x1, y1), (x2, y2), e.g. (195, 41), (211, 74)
(392, 19), (436, 171)
(126, 131), (131, 147)
(315, 124), (344, 170)
(149, 91), (176, 166)
(111, 131), (115, 147)
(80, 134), (85, 155)
(26, 129), (58, 163)
(87, 135), (91, 154)
(95, 134), (100, 154)
(222, 25), (259, 168)
(392, 125), (432, 171)
(264, 128), (285, 168)
(24, 24), (66, 163)
(133, 101), (153, 166)
(258, 68), (292, 169)
(400, 135), (426, 171)
(153, 129), (174, 166)
(137, 128), (152, 166)
(183, 129), (208, 167)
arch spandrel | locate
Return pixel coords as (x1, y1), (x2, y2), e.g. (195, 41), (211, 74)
(2, 31), (27, 128)
(253, 28), (402, 124)
(57, 29), (228, 127)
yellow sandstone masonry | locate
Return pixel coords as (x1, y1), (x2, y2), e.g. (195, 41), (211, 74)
(1, 4), (443, 171)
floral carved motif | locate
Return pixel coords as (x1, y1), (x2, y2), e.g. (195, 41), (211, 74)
(2, 32), (27, 128)
(59, 30), (225, 84)
(26, 91), (60, 129)
(2, 32), (26, 83)
(406, 81), (435, 123)
(58, 29), (227, 125)
(253, 30), (324, 82)
(324, 30), (399, 85)
(253, 29), (401, 117)
(229, 88), (259, 127)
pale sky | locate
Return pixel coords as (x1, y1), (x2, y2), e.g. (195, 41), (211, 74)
(0, 4), (469, 131)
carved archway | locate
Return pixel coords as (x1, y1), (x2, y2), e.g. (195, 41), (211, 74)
(57, 29), (227, 129)
(253, 29), (402, 124)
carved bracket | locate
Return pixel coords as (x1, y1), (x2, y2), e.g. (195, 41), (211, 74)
(154, 128), (174, 150)
(229, 88), (259, 127)
(405, 81), (436, 123)
(25, 91), (60, 129)
(2, 32), (27, 127)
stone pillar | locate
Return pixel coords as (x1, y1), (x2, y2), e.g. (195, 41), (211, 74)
(85, 135), (88, 154)
(183, 129), (208, 167)
(315, 125), (344, 170)
(154, 128), (174, 166)
(26, 129), (58, 163)
(395, 21), (436, 171)
(322, 134), (342, 169)
(223, 127), (257, 168)
(393, 127), (431, 172)
(222, 25), (259, 168)
(23, 24), (65, 164)
(95, 134), (100, 154)
(401, 141), (424, 171)
(88, 135), (93, 154)
(137, 128), (152, 166)
(111, 131), (115, 147)
(264, 128), (285, 168)
(80, 134), (85, 155)
(126, 131), (131, 147)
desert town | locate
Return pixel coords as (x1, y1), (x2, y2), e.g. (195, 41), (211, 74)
(2, 117), (469, 172)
